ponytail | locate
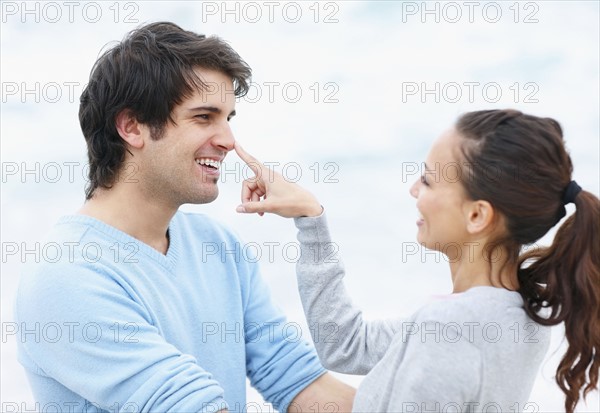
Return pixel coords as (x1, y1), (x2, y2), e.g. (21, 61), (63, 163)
(518, 190), (600, 413)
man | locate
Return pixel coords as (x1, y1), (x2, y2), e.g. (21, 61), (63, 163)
(15, 22), (355, 412)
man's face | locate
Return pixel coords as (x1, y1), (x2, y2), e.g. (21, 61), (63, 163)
(137, 68), (236, 208)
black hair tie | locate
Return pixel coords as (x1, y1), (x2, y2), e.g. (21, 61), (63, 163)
(562, 180), (582, 205)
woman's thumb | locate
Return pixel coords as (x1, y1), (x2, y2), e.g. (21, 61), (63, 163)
(236, 201), (269, 214)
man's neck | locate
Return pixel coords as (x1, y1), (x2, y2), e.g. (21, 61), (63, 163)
(78, 186), (176, 255)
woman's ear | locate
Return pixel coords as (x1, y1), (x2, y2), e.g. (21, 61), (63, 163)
(115, 109), (144, 149)
(465, 199), (495, 235)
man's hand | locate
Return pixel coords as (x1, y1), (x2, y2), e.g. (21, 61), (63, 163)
(234, 142), (323, 218)
(289, 373), (356, 412)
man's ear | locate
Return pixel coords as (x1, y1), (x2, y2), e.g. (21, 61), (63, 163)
(465, 199), (496, 235)
(115, 109), (144, 149)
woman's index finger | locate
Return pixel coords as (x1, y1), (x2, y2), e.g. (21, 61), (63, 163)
(234, 141), (265, 176)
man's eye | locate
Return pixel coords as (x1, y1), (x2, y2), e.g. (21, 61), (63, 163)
(420, 175), (429, 186)
(195, 114), (209, 120)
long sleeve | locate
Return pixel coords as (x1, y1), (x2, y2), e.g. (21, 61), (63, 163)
(294, 212), (404, 375)
(240, 251), (326, 412)
(16, 261), (228, 412)
(16, 212), (330, 411)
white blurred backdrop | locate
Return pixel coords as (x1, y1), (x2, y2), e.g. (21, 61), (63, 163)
(1, 1), (599, 411)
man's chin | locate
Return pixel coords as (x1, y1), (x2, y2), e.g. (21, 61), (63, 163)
(188, 189), (219, 205)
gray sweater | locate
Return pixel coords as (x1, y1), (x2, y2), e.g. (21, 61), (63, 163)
(294, 213), (551, 413)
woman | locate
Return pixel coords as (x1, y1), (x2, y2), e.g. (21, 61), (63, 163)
(235, 109), (599, 413)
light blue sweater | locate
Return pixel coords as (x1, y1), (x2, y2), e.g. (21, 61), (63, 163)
(16, 212), (325, 412)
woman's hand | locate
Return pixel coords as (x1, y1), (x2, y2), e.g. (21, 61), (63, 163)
(234, 142), (323, 218)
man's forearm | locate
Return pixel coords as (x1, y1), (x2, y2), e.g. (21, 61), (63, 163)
(289, 373), (356, 413)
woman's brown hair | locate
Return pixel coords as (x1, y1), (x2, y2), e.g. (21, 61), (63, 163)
(456, 109), (599, 413)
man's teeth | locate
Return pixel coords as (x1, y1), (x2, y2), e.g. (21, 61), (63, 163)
(195, 158), (221, 170)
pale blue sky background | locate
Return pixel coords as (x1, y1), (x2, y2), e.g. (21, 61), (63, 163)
(2, 1), (599, 410)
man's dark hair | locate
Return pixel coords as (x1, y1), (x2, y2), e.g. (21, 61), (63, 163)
(79, 21), (252, 199)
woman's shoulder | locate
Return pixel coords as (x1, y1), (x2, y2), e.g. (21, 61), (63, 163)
(412, 286), (529, 325)
(407, 286), (551, 349)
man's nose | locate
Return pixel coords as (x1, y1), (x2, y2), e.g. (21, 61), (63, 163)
(213, 121), (235, 152)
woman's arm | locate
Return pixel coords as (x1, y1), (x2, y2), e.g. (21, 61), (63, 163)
(294, 211), (403, 373)
(235, 143), (403, 374)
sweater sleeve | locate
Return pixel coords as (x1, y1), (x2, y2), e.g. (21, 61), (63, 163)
(16, 262), (228, 412)
(293, 212), (404, 375)
(241, 253), (326, 412)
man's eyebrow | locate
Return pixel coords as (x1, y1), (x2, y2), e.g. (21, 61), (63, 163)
(187, 106), (236, 117)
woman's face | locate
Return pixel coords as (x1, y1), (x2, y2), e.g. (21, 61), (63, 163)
(409, 128), (474, 255)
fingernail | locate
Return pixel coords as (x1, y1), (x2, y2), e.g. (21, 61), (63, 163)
(236, 205), (246, 213)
